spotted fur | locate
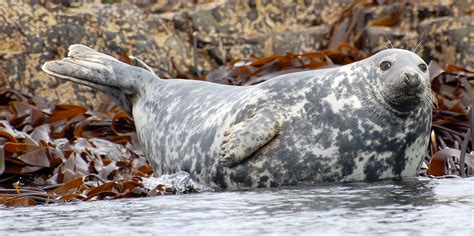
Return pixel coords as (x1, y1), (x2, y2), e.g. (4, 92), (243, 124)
(42, 45), (433, 190)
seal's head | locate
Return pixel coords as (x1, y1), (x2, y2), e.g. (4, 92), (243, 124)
(367, 49), (435, 118)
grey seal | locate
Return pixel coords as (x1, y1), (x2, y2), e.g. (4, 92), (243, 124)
(42, 45), (435, 190)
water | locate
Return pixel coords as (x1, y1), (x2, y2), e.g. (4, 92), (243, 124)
(1, 178), (473, 235)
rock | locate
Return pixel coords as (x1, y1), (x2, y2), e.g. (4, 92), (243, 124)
(228, 25), (330, 58)
(145, 11), (198, 78)
(185, 1), (325, 44)
(361, 26), (419, 53)
(142, 0), (344, 78)
(418, 16), (473, 70)
(146, 1), (337, 75)
(0, 2), (167, 109)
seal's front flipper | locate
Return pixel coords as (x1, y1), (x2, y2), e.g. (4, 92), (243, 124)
(219, 110), (281, 168)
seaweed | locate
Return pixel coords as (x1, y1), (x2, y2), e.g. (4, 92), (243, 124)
(0, 89), (162, 206)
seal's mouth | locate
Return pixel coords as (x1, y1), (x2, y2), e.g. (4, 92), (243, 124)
(386, 95), (421, 112)
(381, 84), (426, 113)
(394, 88), (425, 101)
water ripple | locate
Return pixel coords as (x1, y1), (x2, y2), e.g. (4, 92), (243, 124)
(1, 178), (473, 235)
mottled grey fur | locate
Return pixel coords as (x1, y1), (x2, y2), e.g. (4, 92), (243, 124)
(42, 45), (433, 190)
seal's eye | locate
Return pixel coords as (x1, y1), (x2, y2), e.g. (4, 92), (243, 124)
(380, 61), (391, 71)
(419, 64), (427, 72)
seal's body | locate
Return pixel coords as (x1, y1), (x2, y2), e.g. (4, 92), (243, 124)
(43, 45), (434, 190)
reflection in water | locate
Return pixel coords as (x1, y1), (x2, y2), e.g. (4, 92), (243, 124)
(1, 178), (472, 235)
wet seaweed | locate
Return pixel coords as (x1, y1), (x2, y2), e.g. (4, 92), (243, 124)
(0, 89), (181, 206)
(425, 65), (474, 177)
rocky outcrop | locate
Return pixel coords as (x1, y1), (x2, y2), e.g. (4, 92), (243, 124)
(0, 0), (472, 108)
(0, 2), (166, 108)
(0, 1), (342, 108)
(359, 1), (473, 71)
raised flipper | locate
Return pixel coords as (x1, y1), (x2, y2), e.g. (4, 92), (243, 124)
(219, 110), (282, 168)
(42, 44), (159, 114)
(42, 45), (158, 93)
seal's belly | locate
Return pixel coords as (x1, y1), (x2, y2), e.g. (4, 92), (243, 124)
(219, 136), (427, 190)
(216, 108), (430, 190)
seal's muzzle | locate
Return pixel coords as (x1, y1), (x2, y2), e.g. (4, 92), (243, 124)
(404, 72), (421, 89)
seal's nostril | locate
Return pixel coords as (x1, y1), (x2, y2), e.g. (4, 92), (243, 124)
(404, 73), (421, 88)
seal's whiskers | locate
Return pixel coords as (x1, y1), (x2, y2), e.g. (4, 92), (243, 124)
(413, 40), (424, 55)
(425, 88), (438, 108)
